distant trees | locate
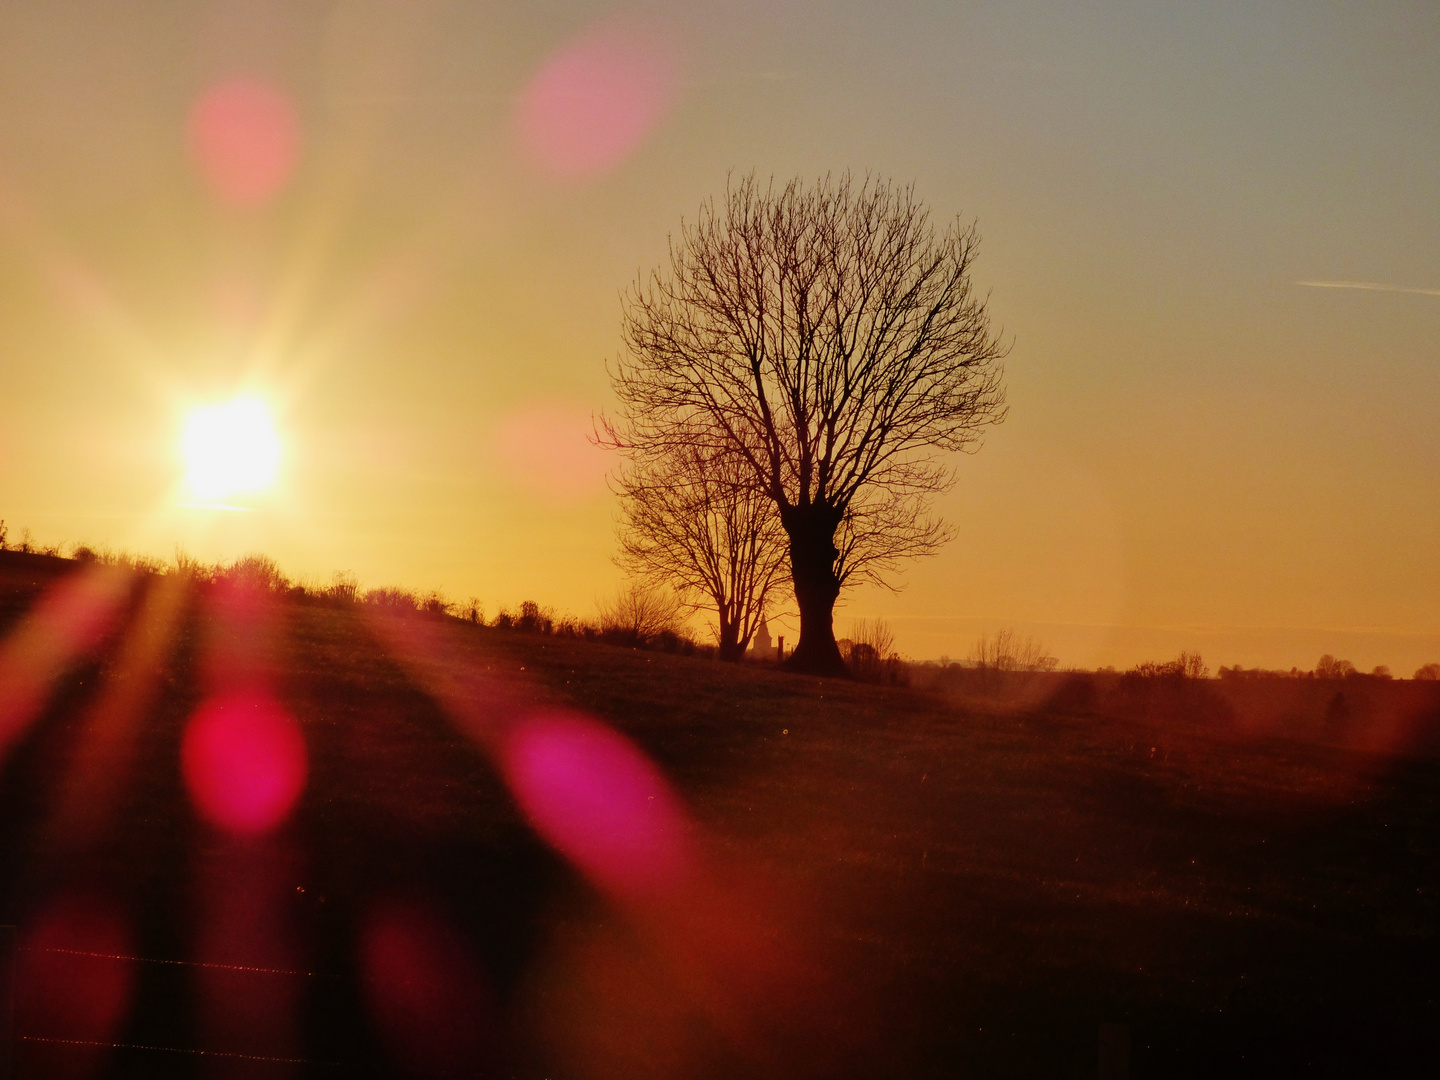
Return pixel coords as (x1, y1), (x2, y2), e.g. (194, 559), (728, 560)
(611, 436), (789, 662)
(970, 628), (1059, 675)
(604, 173), (1007, 675)
(1315, 654), (1358, 679)
(1416, 663), (1440, 681)
(1127, 652), (1208, 679)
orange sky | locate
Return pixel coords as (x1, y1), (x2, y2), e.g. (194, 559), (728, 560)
(0, 1), (1436, 672)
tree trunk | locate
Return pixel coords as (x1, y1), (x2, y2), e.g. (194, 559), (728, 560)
(717, 617), (745, 662)
(778, 503), (848, 676)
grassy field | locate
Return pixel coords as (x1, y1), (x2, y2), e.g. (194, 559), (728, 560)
(1, 550), (1437, 1078)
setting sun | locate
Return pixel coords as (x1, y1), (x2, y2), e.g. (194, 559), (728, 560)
(180, 398), (281, 504)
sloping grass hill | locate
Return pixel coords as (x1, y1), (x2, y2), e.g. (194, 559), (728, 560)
(1, 549), (1437, 1079)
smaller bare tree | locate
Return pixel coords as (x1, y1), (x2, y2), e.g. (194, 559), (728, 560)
(969, 628), (1058, 674)
(612, 439), (790, 661)
(843, 617), (905, 683)
(597, 582), (685, 644)
(1315, 654), (1357, 679)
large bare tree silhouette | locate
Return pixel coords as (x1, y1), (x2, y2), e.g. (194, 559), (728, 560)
(605, 174), (1007, 674)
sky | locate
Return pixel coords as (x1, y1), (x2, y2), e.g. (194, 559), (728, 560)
(0, 0), (1436, 672)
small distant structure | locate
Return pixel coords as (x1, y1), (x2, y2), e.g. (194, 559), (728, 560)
(749, 615), (778, 660)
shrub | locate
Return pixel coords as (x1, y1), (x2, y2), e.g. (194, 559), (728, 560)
(598, 583), (683, 644)
(172, 546), (218, 583)
(326, 572), (360, 605)
(517, 600), (554, 634)
(221, 554), (289, 593)
(364, 587), (420, 611)
(844, 618), (909, 685)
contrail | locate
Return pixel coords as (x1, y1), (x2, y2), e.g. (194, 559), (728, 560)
(1295, 280), (1440, 297)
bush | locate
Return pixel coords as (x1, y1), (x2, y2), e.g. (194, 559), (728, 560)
(364, 587), (420, 611)
(597, 583), (683, 645)
(172, 546), (218, 583)
(326, 572), (360, 605)
(844, 618), (909, 685)
(517, 600), (554, 634)
(1414, 663), (1440, 681)
(221, 554), (289, 593)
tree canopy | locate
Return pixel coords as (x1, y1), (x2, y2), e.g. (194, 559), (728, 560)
(605, 173), (1007, 674)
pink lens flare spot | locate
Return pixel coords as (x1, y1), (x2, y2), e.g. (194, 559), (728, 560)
(189, 78), (301, 207)
(182, 693), (307, 835)
(359, 899), (495, 1075)
(22, 896), (135, 1047)
(504, 713), (692, 899)
(493, 402), (612, 503)
(515, 27), (680, 179)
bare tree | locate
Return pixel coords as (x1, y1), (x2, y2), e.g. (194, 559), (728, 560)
(614, 438), (789, 661)
(969, 628), (1058, 674)
(604, 173), (1007, 674)
(597, 581), (684, 643)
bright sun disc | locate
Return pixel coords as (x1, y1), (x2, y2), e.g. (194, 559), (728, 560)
(182, 398), (281, 502)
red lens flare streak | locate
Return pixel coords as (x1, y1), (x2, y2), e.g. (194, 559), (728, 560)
(184, 581), (309, 1070)
(189, 78), (301, 208)
(365, 608), (837, 1069)
(44, 573), (190, 852)
(182, 578), (308, 838)
(0, 565), (132, 766)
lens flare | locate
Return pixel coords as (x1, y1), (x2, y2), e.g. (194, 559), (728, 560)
(515, 26), (679, 180)
(181, 398), (281, 503)
(492, 402), (611, 504)
(504, 712), (692, 899)
(359, 898), (495, 1076)
(189, 78), (301, 208)
(21, 895), (135, 1080)
(181, 692), (307, 835)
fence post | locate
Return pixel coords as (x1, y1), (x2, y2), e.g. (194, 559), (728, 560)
(0, 925), (15, 1080)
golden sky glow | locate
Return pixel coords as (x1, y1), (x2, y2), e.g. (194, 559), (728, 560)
(0, 1), (1436, 671)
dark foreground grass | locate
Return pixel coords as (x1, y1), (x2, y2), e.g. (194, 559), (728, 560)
(1, 551), (1437, 1078)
